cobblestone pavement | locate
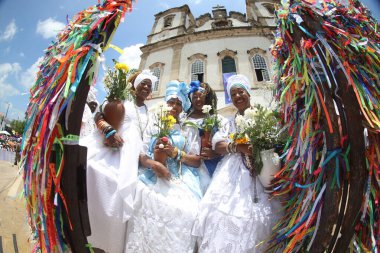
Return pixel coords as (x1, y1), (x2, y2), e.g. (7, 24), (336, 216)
(0, 160), (33, 252)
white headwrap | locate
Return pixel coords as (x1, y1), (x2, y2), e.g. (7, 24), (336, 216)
(226, 74), (251, 98)
(133, 69), (158, 88)
(86, 87), (98, 103)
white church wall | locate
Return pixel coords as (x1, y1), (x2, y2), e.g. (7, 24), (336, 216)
(179, 36), (273, 90)
(194, 20), (213, 32)
(229, 18), (250, 27)
(151, 13), (183, 43)
(142, 47), (174, 95)
(185, 14), (190, 29)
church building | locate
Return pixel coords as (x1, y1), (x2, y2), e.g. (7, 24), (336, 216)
(139, 0), (279, 113)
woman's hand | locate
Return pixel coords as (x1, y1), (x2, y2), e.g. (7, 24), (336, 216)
(151, 161), (170, 179)
(155, 140), (177, 158)
(200, 147), (218, 160)
(104, 133), (124, 148)
(163, 142), (177, 157)
(236, 143), (252, 156)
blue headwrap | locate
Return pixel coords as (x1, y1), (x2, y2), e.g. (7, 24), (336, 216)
(165, 80), (191, 111)
(188, 80), (206, 94)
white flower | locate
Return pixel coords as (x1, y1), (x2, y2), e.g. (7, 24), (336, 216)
(244, 108), (257, 120)
(245, 118), (255, 127)
(162, 104), (172, 112)
(202, 105), (212, 114)
(235, 115), (246, 130)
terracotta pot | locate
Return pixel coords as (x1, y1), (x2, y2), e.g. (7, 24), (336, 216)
(201, 130), (212, 150)
(103, 99), (125, 130)
(257, 148), (280, 190)
(154, 149), (168, 166)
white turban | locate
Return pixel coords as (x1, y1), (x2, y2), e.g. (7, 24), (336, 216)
(226, 74), (251, 98)
(86, 87), (98, 103)
(133, 69), (158, 88)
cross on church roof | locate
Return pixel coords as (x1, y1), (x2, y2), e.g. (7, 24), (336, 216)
(212, 5), (225, 10)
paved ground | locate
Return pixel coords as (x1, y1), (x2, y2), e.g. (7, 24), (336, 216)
(0, 160), (33, 252)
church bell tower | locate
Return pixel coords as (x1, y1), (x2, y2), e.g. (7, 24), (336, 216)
(246, 0), (279, 26)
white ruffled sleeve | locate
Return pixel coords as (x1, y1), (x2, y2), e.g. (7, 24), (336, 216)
(212, 116), (234, 150)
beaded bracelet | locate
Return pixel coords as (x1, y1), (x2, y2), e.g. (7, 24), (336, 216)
(105, 129), (117, 139)
(226, 142), (237, 154)
(180, 151), (187, 161)
(176, 149), (182, 161)
(170, 147), (178, 159)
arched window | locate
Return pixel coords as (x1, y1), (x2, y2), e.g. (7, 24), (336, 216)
(191, 60), (204, 82)
(164, 15), (174, 28)
(262, 3), (275, 15)
(252, 54), (270, 81)
(222, 56), (236, 74)
(152, 67), (161, 92)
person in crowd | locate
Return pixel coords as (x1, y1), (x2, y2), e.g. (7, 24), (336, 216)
(125, 80), (204, 252)
(192, 74), (281, 253)
(84, 70), (157, 253)
(186, 81), (225, 178)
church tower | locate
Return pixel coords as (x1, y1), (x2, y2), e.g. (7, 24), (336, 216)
(246, 0), (279, 26)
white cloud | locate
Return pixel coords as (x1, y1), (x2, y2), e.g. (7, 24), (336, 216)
(36, 18), (65, 39)
(20, 57), (43, 88)
(0, 19), (18, 42)
(118, 43), (143, 69)
(0, 63), (21, 99)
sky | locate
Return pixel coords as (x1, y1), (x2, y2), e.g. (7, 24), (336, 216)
(0, 0), (379, 121)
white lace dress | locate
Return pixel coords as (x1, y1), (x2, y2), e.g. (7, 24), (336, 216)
(124, 123), (204, 253)
(83, 100), (149, 253)
(192, 116), (282, 253)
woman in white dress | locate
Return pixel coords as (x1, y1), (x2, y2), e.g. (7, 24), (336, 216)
(125, 80), (204, 253)
(185, 81), (226, 194)
(193, 74), (281, 253)
(84, 70), (157, 253)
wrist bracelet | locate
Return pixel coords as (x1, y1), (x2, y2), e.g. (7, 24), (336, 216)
(232, 143), (237, 153)
(176, 149), (182, 161)
(170, 147), (178, 158)
(180, 151), (186, 161)
(105, 129), (116, 139)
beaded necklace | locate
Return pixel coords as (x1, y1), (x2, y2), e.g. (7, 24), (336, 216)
(134, 103), (149, 140)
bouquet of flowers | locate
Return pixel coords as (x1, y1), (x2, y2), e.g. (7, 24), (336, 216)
(152, 102), (176, 138)
(101, 60), (134, 134)
(200, 104), (221, 149)
(233, 104), (284, 174)
(151, 102), (176, 165)
(103, 60), (133, 102)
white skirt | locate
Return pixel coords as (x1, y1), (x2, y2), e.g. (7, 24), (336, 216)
(192, 153), (282, 253)
(125, 178), (200, 253)
(83, 125), (142, 253)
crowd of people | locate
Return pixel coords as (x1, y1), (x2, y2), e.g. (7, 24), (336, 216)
(80, 70), (282, 253)
(0, 134), (22, 165)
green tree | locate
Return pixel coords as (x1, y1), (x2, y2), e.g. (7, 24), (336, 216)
(10, 119), (26, 135)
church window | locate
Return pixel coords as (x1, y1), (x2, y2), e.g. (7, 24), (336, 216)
(191, 60), (204, 82)
(152, 67), (161, 92)
(222, 56), (236, 74)
(262, 3), (275, 15)
(164, 15), (174, 28)
(252, 54), (270, 81)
